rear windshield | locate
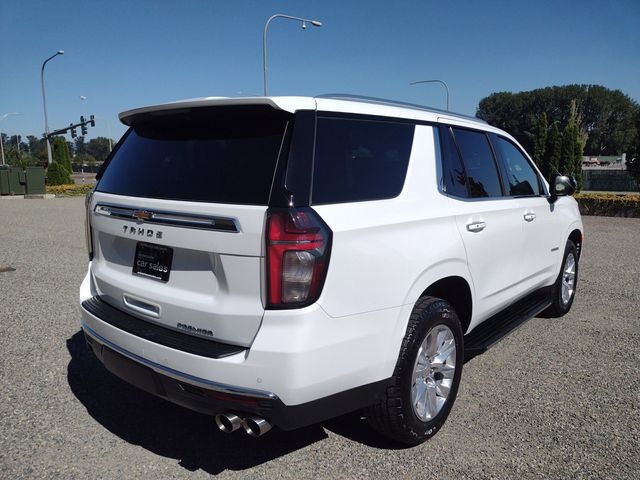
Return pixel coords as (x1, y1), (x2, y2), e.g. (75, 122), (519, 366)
(96, 105), (290, 204)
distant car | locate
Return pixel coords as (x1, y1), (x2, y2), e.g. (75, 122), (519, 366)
(80, 95), (583, 445)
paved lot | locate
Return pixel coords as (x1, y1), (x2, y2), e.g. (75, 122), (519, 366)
(0, 197), (638, 479)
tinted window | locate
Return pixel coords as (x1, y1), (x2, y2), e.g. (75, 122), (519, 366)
(452, 128), (503, 198)
(312, 117), (415, 205)
(438, 126), (469, 197)
(97, 106), (290, 204)
(494, 137), (542, 196)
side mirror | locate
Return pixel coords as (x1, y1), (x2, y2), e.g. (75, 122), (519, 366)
(549, 175), (576, 203)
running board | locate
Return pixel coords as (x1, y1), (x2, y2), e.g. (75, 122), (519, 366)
(464, 287), (552, 361)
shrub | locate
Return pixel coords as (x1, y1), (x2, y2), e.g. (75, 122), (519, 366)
(574, 192), (640, 218)
(46, 161), (73, 185)
(46, 183), (94, 196)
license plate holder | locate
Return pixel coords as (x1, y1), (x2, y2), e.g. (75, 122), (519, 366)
(132, 242), (173, 282)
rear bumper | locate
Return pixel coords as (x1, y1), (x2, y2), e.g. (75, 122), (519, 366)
(82, 326), (388, 430)
(79, 269), (406, 428)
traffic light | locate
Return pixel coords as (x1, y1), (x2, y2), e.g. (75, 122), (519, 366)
(70, 124), (77, 139)
(90, 115), (95, 127)
(80, 116), (88, 136)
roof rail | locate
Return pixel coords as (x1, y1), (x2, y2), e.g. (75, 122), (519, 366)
(315, 93), (486, 124)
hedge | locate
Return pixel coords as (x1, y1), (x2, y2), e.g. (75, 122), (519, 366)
(575, 193), (640, 218)
(46, 184), (94, 196)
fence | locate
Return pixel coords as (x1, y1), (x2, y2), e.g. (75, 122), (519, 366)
(582, 169), (639, 192)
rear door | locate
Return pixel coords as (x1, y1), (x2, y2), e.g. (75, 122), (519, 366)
(88, 105), (292, 347)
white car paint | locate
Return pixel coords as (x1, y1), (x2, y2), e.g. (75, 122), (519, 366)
(80, 95), (583, 409)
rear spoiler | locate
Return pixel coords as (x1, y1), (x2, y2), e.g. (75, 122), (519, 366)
(119, 97), (315, 126)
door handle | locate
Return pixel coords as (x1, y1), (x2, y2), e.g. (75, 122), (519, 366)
(466, 222), (486, 232)
(523, 213), (536, 222)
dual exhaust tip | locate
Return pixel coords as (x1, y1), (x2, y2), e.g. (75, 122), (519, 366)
(215, 413), (272, 437)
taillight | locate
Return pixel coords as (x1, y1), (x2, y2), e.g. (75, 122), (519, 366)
(85, 190), (94, 260)
(266, 208), (332, 308)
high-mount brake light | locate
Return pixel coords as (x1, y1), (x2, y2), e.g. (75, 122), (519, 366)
(266, 208), (332, 308)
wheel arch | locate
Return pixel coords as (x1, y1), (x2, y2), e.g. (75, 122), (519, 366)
(419, 276), (473, 334)
(568, 228), (583, 259)
(402, 261), (475, 336)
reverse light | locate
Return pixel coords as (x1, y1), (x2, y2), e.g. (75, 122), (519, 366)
(266, 208), (332, 308)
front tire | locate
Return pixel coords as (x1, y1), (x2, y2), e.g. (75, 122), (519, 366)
(543, 240), (579, 318)
(366, 296), (464, 445)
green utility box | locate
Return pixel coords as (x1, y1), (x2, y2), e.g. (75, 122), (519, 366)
(7, 167), (25, 195)
(25, 167), (46, 195)
(0, 167), (9, 195)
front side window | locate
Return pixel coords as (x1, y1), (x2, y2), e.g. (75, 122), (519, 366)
(312, 117), (415, 205)
(451, 128), (503, 198)
(493, 137), (543, 196)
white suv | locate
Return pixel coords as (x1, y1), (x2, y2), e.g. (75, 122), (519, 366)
(79, 95), (583, 445)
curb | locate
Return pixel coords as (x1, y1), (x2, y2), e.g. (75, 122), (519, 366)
(0, 194), (56, 200)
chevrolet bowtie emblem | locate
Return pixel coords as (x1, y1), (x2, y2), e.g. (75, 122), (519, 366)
(132, 210), (152, 222)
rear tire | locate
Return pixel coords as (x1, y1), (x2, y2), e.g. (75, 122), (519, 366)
(543, 240), (578, 318)
(366, 296), (464, 445)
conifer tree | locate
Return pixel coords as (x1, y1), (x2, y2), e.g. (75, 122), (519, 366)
(52, 136), (72, 173)
(544, 122), (562, 180)
(561, 121), (576, 174)
(532, 112), (548, 169)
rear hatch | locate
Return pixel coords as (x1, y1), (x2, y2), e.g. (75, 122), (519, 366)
(88, 104), (292, 347)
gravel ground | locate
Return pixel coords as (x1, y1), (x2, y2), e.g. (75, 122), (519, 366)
(0, 197), (638, 479)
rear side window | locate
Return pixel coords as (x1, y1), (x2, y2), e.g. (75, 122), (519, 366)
(96, 106), (290, 205)
(493, 136), (542, 196)
(311, 117), (415, 205)
(438, 126), (469, 197)
(451, 128), (503, 198)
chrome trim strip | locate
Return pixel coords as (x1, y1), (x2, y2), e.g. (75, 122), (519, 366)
(94, 203), (240, 233)
(81, 321), (276, 400)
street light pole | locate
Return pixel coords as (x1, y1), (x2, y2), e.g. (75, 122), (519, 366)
(263, 13), (322, 96)
(0, 112), (20, 166)
(410, 79), (450, 111)
(41, 50), (64, 165)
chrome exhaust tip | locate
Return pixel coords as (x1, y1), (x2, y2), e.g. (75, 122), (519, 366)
(215, 413), (242, 433)
(241, 417), (272, 437)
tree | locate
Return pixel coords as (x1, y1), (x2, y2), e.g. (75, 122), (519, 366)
(477, 85), (639, 156)
(47, 161), (73, 185)
(75, 136), (87, 156)
(532, 112), (548, 169)
(558, 101), (586, 191)
(544, 122), (562, 179)
(27, 135), (47, 162)
(561, 121), (576, 174)
(52, 136), (72, 173)
(86, 137), (112, 163)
